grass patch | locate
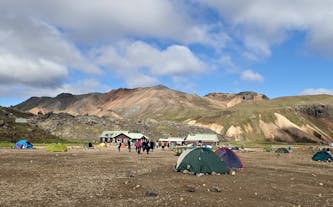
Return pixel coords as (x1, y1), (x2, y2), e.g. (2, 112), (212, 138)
(0, 141), (14, 147)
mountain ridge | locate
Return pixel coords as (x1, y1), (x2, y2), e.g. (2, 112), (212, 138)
(12, 85), (333, 143)
(14, 85), (268, 118)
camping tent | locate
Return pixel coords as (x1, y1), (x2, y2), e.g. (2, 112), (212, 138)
(275, 147), (289, 153)
(215, 147), (244, 169)
(14, 140), (33, 149)
(46, 143), (68, 152)
(99, 143), (107, 148)
(312, 151), (332, 162)
(175, 148), (229, 174)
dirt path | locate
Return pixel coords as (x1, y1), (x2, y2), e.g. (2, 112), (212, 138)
(0, 147), (332, 207)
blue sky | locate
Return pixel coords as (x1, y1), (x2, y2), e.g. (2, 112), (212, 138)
(0, 0), (333, 106)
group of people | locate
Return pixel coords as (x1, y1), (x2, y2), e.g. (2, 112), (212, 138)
(116, 139), (155, 154)
(134, 139), (155, 154)
(322, 147), (331, 155)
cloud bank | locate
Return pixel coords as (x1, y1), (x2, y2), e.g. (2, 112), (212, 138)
(300, 88), (333, 96)
(0, 0), (332, 99)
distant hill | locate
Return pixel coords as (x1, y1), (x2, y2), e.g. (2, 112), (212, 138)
(13, 85), (333, 143)
(187, 95), (333, 143)
(15, 85), (267, 120)
(0, 106), (62, 143)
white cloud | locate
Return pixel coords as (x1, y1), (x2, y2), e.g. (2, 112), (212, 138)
(0, 15), (99, 73)
(218, 55), (264, 83)
(0, 54), (67, 87)
(0, 79), (110, 98)
(123, 74), (158, 88)
(240, 69), (264, 82)
(199, 0), (333, 58)
(95, 40), (207, 87)
(300, 88), (333, 96)
(0, 14), (100, 91)
(0, 0), (229, 93)
(0, 0), (221, 47)
(218, 55), (240, 73)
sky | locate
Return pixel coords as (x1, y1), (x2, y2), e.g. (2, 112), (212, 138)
(0, 0), (333, 106)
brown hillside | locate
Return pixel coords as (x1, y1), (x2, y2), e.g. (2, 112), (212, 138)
(15, 85), (268, 120)
(13, 86), (333, 143)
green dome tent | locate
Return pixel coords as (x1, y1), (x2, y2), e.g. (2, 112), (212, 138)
(312, 150), (332, 162)
(275, 147), (289, 153)
(46, 143), (68, 152)
(176, 148), (229, 174)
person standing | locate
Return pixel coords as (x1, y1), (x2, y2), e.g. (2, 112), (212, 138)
(136, 139), (141, 154)
(117, 140), (121, 152)
(127, 139), (131, 152)
(150, 141), (155, 152)
(146, 141), (151, 154)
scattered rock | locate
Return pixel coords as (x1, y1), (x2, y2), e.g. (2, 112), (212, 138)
(0, 119), (5, 126)
(185, 185), (196, 192)
(210, 186), (222, 192)
(196, 173), (204, 177)
(145, 191), (158, 197)
(128, 170), (135, 177)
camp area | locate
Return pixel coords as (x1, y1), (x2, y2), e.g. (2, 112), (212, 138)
(0, 146), (332, 207)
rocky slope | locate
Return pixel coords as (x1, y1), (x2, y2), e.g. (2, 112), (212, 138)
(28, 112), (217, 142)
(13, 86), (333, 143)
(204, 91), (269, 108)
(187, 95), (333, 143)
(0, 106), (62, 143)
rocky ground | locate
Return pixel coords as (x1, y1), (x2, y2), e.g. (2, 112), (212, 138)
(0, 146), (332, 207)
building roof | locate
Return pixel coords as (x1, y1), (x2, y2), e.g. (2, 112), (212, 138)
(185, 134), (219, 142)
(100, 131), (128, 138)
(15, 118), (28, 124)
(128, 133), (148, 139)
(100, 131), (148, 139)
(159, 137), (185, 142)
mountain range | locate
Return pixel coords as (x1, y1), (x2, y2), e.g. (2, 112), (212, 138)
(11, 85), (333, 143)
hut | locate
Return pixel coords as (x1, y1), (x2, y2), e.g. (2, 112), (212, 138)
(184, 134), (219, 146)
(158, 137), (185, 147)
(100, 131), (148, 144)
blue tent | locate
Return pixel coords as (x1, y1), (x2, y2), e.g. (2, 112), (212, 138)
(215, 147), (244, 169)
(14, 140), (33, 149)
(312, 150), (332, 162)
